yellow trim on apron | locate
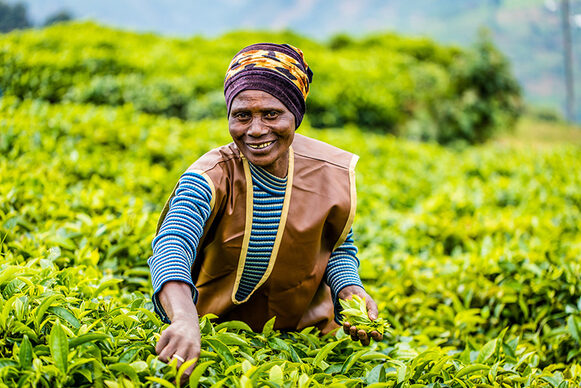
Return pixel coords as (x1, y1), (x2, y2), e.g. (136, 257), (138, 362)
(232, 147), (295, 304)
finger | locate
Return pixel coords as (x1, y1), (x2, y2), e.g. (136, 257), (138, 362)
(158, 343), (177, 363)
(358, 330), (370, 346)
(343, 322), (351, 335)
(349, 325), (358, 341)
(370, 331), (383, 341)
(366, 297), (379, 321)
(171, 353), (185, 368)
(155, 329), (171, 355)
(177, 351), (198, 385)
(182, 357), (197, 378)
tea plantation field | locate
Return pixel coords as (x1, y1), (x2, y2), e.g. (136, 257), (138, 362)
(1, 23), (581, 387)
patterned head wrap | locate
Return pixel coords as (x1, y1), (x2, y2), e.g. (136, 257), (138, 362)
(224, 43), (314, 128)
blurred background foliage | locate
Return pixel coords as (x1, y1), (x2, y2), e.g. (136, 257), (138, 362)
(0, 22), (522, 145)
(1, 0), (579, 122)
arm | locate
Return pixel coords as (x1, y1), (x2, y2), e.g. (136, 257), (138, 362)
(324, 229), (382, 345)
(147, 172), (213, 379)
(155, 281), (200, 377)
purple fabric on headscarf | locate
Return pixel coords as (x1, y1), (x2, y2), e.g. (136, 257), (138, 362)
(224, 43), (313, 129)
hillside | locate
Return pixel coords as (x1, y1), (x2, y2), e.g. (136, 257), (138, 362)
(0, 22), (522, 145)
(1, 23), (581, 386)
(5, 0), (581, 121)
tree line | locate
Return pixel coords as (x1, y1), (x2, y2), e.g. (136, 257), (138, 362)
(0, 1), (73, 33)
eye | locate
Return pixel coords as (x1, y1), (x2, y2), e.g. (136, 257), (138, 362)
(265, 111), (279, 119)
(234, 112), (250, 121)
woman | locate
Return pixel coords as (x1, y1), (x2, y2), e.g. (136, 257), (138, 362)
(148, 43), (381, 374)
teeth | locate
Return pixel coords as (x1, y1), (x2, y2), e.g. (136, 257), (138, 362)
(248, 141), (273, 149)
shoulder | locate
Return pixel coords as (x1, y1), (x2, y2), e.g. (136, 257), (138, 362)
(291, 134), (358, 171)
(186, 143), (241, 174)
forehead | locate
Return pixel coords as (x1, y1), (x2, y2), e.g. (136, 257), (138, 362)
(230, 90), (287, 110)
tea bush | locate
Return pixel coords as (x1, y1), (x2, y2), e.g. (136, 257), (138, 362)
(1, 95), (580, 386)
(0, 22), (522, 144)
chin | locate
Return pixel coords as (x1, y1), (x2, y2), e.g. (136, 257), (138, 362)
(249, 156), (274, 168)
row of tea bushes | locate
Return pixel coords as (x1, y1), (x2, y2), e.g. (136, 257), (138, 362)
(0, 22), (521, 144)
(1, 96), (580, 385)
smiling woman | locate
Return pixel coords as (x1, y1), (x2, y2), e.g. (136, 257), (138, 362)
(147, 42), (381, 381)
(228, 90), (295, 178)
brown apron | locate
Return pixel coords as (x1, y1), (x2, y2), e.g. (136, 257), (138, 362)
(156, 134), (358, 333)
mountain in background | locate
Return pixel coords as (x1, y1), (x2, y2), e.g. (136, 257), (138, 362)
(5, 0), (581, 121)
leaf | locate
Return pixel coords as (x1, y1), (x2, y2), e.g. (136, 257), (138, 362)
(34, 294), (61, 329)
(567, 315), (581, 343)
(1, 294), (19, 329)
(130, 361), (148, 373)
(476, 338), (497, 363)
(214, 320), (253, 333)
(12, 321), (38, 342)
(366, 364), (384, 384)
(145, 376), (176, 388)
(205, 338), (236, 367)
(269, 338), (301, 363)
(262, 316), (276, 336)
(137, 307), (162, 326)
(0, 358), (18, 368)
(313, 338), (347, 369)
(189, 360), (215, 387)
(92, 278), (123, 298)
(339, 295), (390, 334)
(19, 335), (33, 369)
(49, 320), (69, 374)
(118, 347), (140, 363)
(0, 266), (24, 287)
(69, 333), (109, 348)
(48, 306), (81, 329)
(396, 364), (407, 384)
(214, 332), (249, 347)
(455, 364), (490, 379)
(269, 365), (284, 386)
(109, 363), (139, 384)
(341, 349), (367, 374)
(176, 358), (198, 388)
(241, 360), (253, 374)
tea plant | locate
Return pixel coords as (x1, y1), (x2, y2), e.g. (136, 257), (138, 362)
(0, 25), (579, 387)
(0, 22), (521, 144)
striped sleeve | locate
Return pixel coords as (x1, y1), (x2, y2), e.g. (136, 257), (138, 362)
(324, 228), (364, 323)
(147, 172), (213, 323)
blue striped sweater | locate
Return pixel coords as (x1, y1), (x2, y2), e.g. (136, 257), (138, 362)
(148, 163), (363, 323)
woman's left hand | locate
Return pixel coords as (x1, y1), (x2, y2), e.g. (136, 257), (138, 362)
(338, 285), (383, 346)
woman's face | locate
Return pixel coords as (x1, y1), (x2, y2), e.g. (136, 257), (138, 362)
(228, 90), (295, 178)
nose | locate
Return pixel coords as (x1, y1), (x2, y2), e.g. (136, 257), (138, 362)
(247, 117), (268, 137)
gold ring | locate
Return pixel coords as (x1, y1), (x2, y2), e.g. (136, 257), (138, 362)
(172, 354), (185, 363)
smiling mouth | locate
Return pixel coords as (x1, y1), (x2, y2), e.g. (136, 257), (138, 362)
(247, 141), (274, 149)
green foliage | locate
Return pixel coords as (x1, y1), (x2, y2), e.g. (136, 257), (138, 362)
(0, 22), (522, 144)
(424, 30), (523, 144)
(0, 23), (578, 386)
(339, 295), (391, 335)
(1, 93), (580, 385)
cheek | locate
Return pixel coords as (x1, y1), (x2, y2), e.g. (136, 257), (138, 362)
(228, 125), (243, 140)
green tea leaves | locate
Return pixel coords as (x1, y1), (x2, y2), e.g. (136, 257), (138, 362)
(19, 335), (33, 369)
(339, 295), (391, 335)
(0, 23), (580, 387)
(49, 320), (69, 374)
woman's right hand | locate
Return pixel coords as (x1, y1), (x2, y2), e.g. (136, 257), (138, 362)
(156, 281), (201, 384)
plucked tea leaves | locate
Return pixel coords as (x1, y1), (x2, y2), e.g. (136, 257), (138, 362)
(339, 295), (391, 335)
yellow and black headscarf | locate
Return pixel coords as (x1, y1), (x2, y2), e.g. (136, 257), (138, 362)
(224, 43), (313, 128)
